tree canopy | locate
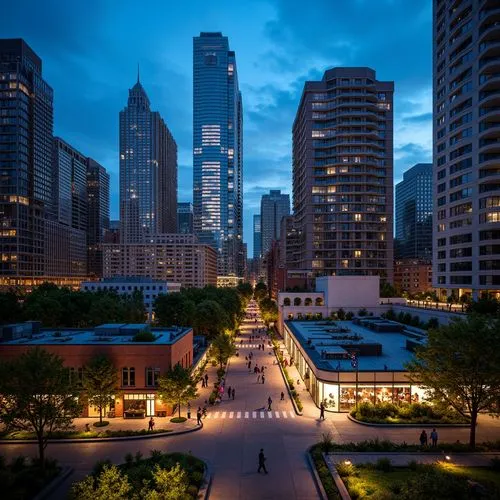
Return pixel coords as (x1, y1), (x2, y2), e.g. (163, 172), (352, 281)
(0, 348), (82, 467)
(210, 332), (236, 369)
(406, 315), (500, 448)
(157, 364), (198, 419)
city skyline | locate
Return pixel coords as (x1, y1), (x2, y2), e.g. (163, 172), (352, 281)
(2, 0), (433, 255)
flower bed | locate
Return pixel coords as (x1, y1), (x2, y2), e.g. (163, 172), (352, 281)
(0, 428), (173, 440)
(350, 401), (470, 425)
(335, 459), (500, 499)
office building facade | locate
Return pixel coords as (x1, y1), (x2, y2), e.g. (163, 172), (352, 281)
(292, 67), (394, 282)
(193, 32), (244, 276)
(433, 1), (500, 298)
(0, 39), (53, 286)
(87, 159), (110, 278)
(177, 202), (193, 234)
(395, 163), (433, 260)
(260, 189), (290, 257)
(253, 214), (261, 260)
(119, 74), (177, 243)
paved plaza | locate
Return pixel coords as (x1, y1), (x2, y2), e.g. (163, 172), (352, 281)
(0, 300), (499, 499)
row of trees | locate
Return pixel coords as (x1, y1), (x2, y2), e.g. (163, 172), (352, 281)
(0, 349), (199, 469)
(253, 282), (278, 327)
(154, 285), (248, 337)
(0, 283), (146, 327)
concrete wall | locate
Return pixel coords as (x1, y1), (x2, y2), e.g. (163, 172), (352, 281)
(315, 276), (380, 309)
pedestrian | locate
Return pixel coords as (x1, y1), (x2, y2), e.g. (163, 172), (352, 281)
(280, 391), (285, 401)
(248, 361), (251, 369)
(204, 373), (208, 386)
(228, 386), (232, 399)
(419, 430), (427, 447)
(148, 417), (155, 431)
(202, 406), (207, 418)
(254, 365), (258, 374)
(262, 374), (265, 384)
(245, 356), (248, 361)
(319, 401), (325, 420)
(187, 402), (191, 419)
(430, 428), (438, 447)
(257, 448), (268, 474)
(232, 388), (235, 400)
(197, 408), (202, 425)
(257, 374), (261, 383)
(268, 396), (272, 411)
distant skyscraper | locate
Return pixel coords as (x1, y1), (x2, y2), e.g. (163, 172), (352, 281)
(119, 73), (177, 243)
(433, 1), (500, 297)
(177, 202), (194, 234)
(193, 32), (244, 276)
(253, 214), (261, 260)
(395, 163), (432, 260)
(260, 190), (290, 257)
(292, 67), (394, 282)
(0, 39), (54, 284)
(87, 158), (110, 278)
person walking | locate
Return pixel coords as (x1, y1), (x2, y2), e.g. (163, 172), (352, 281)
(262, 374), (265, 384)
(319, 402), (325, 420)
(280, 391), (285, 401)
(197, 408), (202, 426)
(257, 374), (261, 383)
(257, 448), (268, 474)
(187, 402), (191, 419)
(430, 428), (438, 447)
(204, 373), (208, 387)
(148, 417), (155, 431)
(227, 386), (232, 399)
(268, 397), (272, 411)
(232, 388), (235, 400)
(419, 430), (428, 448)
(248, 361), (251, 369)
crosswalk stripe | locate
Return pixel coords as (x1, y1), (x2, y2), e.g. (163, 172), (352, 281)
(260, 412), (265, 418)
(221, 412), (226, 419)
(289, 412), (296, 418)
(214, 412), (219, 418)
(237, 411), (241, 419)
(268, 412), (273, 418)
(282, 411), (288, 418)
(252, 411), (257, 418)
(229, 411), (234, 419)
(245, 411), (249, 418)
(275, 411), (280, 418)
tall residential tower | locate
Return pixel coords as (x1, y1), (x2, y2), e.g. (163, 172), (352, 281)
(119, 74), (177, 243)
(433, 1), (500, 298)
(260, 189), (290, 257)
(292, 67), (394, 282)
(193, 32), (244, 276)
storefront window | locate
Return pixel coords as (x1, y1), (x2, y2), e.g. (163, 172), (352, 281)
(340, 386), (356, 411)
(394, 386), (411, 404)
(322, 383), (339, 411)
(411, 386), (429, 403)
(357, 385), (375, 405)
(375, 386), (393, 404)
(123, 394), (155, 416)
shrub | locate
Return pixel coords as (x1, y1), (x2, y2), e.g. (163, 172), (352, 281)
(190, 470), (204, 486)
(335, 460), (356, 477)
(132, 330), (156, 342)
(211, 359), (217, 367)
(358, 308), (368, 317)
(92, 459), (112, 477)
(124, 453), (134, 467)
(320, 431), (334, 452)
(337, 308), (346, 320)
(216, 367), (225, 379)
(427, 317), (439, 329)
(491, 456), (500, 471)
(375, 457), (392, 472)
(345, 311), (354, 320)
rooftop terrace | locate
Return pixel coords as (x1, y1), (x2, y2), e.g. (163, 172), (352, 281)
(285, 319), (426, 372)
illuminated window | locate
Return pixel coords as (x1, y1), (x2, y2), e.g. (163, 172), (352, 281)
(354, 250), (362, 258)
(354, 213), (362, 221)
(341, 259), (349, 268)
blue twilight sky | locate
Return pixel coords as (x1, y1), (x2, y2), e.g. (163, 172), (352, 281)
(3, 0), (432, 255)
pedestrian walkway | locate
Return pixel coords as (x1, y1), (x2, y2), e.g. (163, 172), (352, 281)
(203, 410), (296, 420)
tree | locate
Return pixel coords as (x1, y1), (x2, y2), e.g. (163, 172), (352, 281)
(210, 332), (236, 369)
(123, 290), (147, 323)
(466, 296), (499, 316)
(379, 282), (399, 298)
(0, 348), (82, 469)
(154, 293), (195, 326)
(141, 463), (188, 500)
(0, 290), (22, 325)
(157, 364), (198, 419)
(254, 282), (267, 301)
(406, 316), (500, 448)
(83, 356), (118, 425)
(194, 300), (229, 337)
(70, 464), (132, 500)
(236, 282), (253, 304)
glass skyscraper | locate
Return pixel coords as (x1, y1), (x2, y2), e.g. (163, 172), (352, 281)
(253, 214), (261, 260)
(193, 32), (244, 276)
(395, 163), (432, 260)
(0, 39), (53, 284)
(260, 189), (290, 258)
(119, 74), (177, 243)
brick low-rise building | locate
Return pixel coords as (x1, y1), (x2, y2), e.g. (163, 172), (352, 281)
(394, 259), (433, 294)
(0, 322), (193, 418)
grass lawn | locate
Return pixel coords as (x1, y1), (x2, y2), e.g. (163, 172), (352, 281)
(339, 462), (500, 499)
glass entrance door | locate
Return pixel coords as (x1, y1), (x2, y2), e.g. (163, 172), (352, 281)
(146, 397), (155, 417)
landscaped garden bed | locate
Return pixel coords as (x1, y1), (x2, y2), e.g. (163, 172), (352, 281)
(335, 458), (500, 499)
(350, 401), (470, 425)
(70, 450), (206, 499)
(0, 455), (61, 499)
(0, 428), (173, 440)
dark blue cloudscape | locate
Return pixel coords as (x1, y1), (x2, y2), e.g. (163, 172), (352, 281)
(3, 0), (432, 255)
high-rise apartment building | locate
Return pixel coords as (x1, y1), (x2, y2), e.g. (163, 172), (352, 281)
(395, 163), (433, 260)
(87, 158), (110, 278)
(119, 74), (177, 243)
(177, 202), (193, 234)
(253, 214), (261, 260)
(260, 189), (290, 257)
(193, 32), (244, 276)
(292, 67), (394, 282)
(0, 39), (53, 286)
(433, 1), (500, 298)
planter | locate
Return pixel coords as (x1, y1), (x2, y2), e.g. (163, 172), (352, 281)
(347, 414), (471, 428)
